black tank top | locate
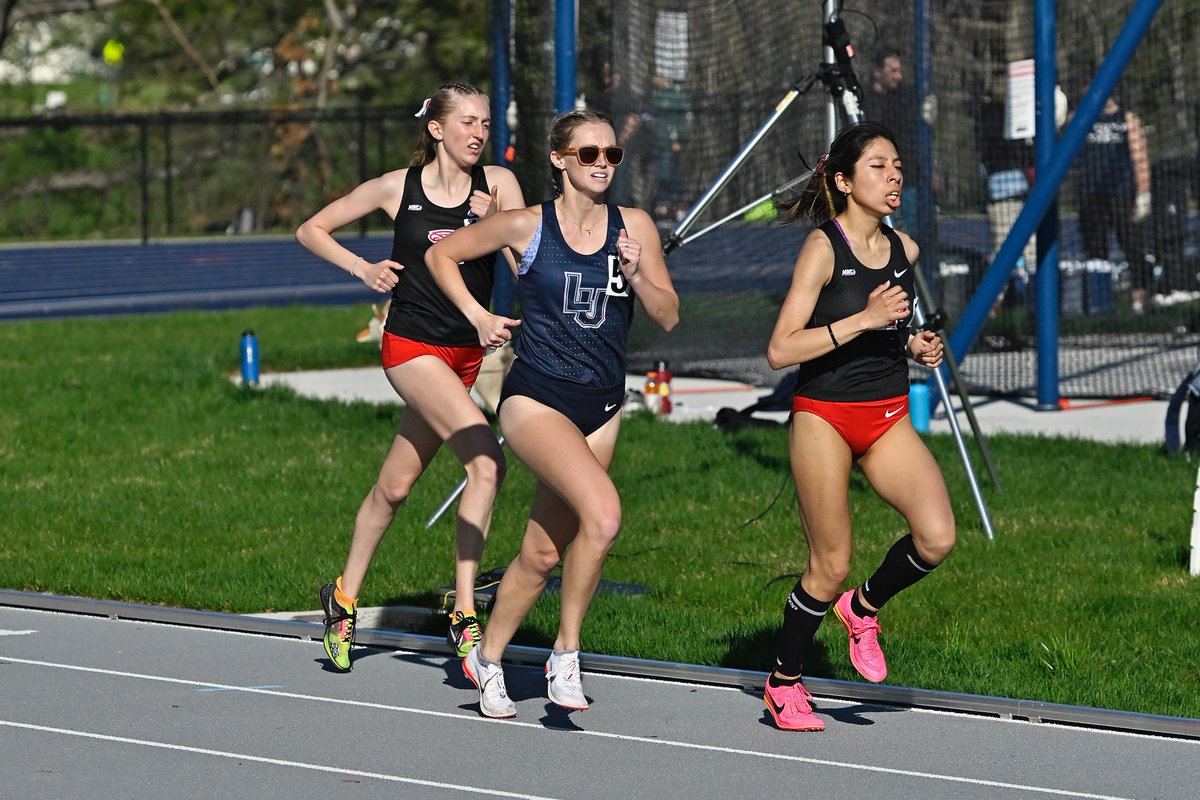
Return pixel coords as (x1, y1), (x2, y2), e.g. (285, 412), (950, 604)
(1079, 107), (1134, 197)
(793, 220), (914, 402)
(384, 164), (496, 346)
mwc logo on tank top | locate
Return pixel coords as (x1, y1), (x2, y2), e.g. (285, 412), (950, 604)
(427, 229), (454, 243)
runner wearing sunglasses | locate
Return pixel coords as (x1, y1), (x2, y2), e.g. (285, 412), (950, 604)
(558, 144), (626, 166)
(427, 109), (679, 718)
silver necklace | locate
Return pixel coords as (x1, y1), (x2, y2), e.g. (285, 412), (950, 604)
(557, 203), (603, 236)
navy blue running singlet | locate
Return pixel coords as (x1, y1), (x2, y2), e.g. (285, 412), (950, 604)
(513, 202), (635, 388)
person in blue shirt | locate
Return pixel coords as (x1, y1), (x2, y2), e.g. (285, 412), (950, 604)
(427, 108), (679, 718)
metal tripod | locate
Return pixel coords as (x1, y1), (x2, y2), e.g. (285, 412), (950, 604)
(426, 434), (505, 529)
(908, 265), (1003, 493)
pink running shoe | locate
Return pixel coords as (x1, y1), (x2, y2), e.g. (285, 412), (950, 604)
(763, 677), (825, 731)
(834, 589), (888, 683)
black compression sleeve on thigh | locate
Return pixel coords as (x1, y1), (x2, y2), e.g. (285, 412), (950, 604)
(860, 533), (938, 611)
(775, 577), (831, 676)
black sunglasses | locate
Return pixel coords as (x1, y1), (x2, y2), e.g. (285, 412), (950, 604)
(559, 145), (625, 166)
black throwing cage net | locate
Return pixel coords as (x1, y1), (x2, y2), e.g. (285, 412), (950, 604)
(540, 0), (1200, 399)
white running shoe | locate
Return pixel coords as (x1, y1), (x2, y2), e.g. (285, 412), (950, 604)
(545, 650), (588, 710)
(463, 647), (516, 718)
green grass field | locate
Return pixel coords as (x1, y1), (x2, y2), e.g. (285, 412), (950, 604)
(2, 305), (1198, 719)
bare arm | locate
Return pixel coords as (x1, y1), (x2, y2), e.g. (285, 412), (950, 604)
(766, 230), (910, 370)
(295, 170), (405, 294)
(480, 166), (527, 275)
(425, 208), (540, 347)
(895, 231), (944, 367)
(1127, 111), (1150, 196)
(616, 207), (679, 332)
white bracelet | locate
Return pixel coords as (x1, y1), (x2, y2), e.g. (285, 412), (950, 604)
(349, 256), (364, 278)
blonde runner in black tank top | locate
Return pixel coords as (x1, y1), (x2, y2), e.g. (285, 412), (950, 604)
(384, 164), (496, 347)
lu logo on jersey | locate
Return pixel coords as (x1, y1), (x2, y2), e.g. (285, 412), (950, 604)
(561, 250), (629, 329)
(562, 272), (609, 328)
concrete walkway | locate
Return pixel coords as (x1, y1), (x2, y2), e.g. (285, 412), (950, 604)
(259, 367), (1170, 446)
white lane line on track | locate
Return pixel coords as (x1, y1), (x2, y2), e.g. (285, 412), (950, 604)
(0, 656), (1138, 800)
(0, 719), (558, 800)
(0, 630), (37, 636)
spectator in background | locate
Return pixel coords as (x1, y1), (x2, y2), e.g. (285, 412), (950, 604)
(1077, 94), (1152, 313)
(867, 48), (918, 227)
(976, 73), (1038, 308)
(596, 63), (645, 207)
(651, 74), (690, 224)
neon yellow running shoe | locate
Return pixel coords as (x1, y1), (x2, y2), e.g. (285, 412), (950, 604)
(447, 610), (482, 658)
(319, 581), (356, 672)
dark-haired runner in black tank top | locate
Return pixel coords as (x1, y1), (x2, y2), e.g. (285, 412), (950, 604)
(763, 121), (955, 732)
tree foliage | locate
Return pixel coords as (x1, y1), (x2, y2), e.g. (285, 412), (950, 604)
(1, 0), (491, 111)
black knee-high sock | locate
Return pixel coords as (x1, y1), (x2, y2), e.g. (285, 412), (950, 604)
(858, 533), (938, 612)
(774, 577), (831, 677)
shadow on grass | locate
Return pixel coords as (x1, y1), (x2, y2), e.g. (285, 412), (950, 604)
(726, 436), (788, 473)
(718, 625), (836, 678)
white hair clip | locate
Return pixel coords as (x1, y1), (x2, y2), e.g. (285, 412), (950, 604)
(414, 98), (431, 118)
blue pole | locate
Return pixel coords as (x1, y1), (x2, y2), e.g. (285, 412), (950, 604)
(1034, 0), (1061, 409)
(490, 0), (515, 316)
(914, 0), (936, 283)
(491, 0), (512, 165)
(942, 0), (1163, 371)
(555, 0), (576, 114)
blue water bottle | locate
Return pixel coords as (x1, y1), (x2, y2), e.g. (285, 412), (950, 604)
(240, 329), (259, 386)
(908, 381), (930, 433)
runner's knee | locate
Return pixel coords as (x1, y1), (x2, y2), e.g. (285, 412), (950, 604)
(372, 476), (414, 508)
(579, 501), (622, 553)
(517, 542), (562, 579)
(806, 550), (851, 594)
(464, 449), (506, 495)
(914, 521), (956, 565)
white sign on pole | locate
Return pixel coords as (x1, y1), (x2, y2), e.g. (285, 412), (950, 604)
(1005, 59), (1037, 140)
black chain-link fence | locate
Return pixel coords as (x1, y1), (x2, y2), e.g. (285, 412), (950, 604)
(1, 106), (420, 243)
(583, 0), (1200, 398)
